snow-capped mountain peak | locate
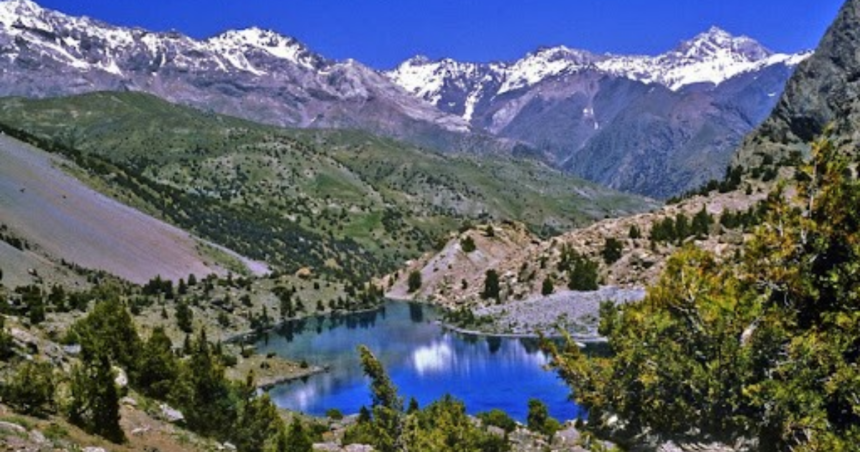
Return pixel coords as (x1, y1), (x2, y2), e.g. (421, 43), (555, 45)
(672, 26), (771, 62)
(206, 27), (322, 70)
(386, 26), (809, 128)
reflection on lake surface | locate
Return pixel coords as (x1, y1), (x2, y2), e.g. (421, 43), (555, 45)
(257, 302), (583, 422)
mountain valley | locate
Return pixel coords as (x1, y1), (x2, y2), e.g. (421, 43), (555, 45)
(0, 0), (856, 451)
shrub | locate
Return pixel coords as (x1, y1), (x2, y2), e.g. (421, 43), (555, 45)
(601, 237), (623, 264)
(481, 270), (501, 300)
(2, 361), (56, 416)
(477, 408), (517, 433)
(460, 235), (477, 253)
(541, 276), (554, 296)
(407, 271), (422, 293)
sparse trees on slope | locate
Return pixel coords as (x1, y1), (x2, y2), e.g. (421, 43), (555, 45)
(546, 135), (860, 451)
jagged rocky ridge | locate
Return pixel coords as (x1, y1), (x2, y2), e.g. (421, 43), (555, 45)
(0, 0), (809, 198)
(734, 0), (860, 169)
(388, 28), (810, 197)
(0, 0), (496, 153)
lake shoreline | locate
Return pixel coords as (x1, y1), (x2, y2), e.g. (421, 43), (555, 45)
(253, 301), (583, 421)
(437, 320), (607, 344)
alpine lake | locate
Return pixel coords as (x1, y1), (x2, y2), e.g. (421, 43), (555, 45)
(255, 301), (588, 422)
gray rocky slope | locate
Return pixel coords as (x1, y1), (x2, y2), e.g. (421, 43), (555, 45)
(388, 28), (810, 198)
(0, 0), (501, 153)
(0, 0), (812, 198)
(734, 0), (860, 169)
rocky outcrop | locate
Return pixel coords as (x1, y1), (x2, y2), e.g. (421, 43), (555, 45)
(734, 0), (860, 169)
(386, 188), (765, 335)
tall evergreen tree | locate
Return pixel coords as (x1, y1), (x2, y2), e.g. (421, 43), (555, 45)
(69, 354), (125, 443)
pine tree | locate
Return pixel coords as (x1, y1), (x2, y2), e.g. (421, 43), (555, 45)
(541, 276), (554, 296)
(135, 327), (178, 399)
(3, 360), (55, 416)
(175, 300), (193, 333)
(275, 418), (312, 452)
(69, 354), (125, 443)
(407, 271), (422, 293)
(481, 270), (501, 300)
(601, 237), (623, 264)
(546, 135), (860, 450)
(235, 392), (282, 452)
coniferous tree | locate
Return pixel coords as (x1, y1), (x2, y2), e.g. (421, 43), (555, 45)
(69, 354), (125, 443)
(235, 391), (282, 452)
(460, 235), (477, 253)
(541, 276), (554, 296)
(135, 327), (178, 399)
(275, 418), (312, 452)
(407, 271), (422, 293)
(175, 300), (193, 333)
(481, 270), (501, 300)
(3, 360), (55, 416)
(601, 237), (623, 264)
(546, 135), (860, 451)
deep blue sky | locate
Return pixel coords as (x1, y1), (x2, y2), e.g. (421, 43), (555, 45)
(38, 0), (844, 69)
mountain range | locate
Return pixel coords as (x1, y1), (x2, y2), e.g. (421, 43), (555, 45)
(0, 0), (809, 197)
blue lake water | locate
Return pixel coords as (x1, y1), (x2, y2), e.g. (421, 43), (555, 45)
(256, 301), (585, 422)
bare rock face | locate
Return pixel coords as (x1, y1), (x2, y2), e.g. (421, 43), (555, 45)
(734, 0), (860, 169)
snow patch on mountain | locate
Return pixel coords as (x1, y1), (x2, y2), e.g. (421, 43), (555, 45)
(498, 46), (599, 94)
(387, 26), (810, 121)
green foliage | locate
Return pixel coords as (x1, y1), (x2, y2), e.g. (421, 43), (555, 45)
(69, 296), (141, 371)
(346, 346), (510, 452)
(135, 327), (178, 399)
(481, 269), (501, 300)
(175, 299), (193, 333)
(461, 235), (477, 253)
(0, 92), (651, 284)
(527, 399), (560, 439)
(0, 315), (14, 360)
(558, 245), (599, 291)
(541, 276), (555, 296)
(358, 345), (402, 412)
(407, 271), (422, 294)
(405, 395), (510, 452)
(668, 165), (744, 203)
(2, 361), (55, 416)
(273, 418), (313, 452)
(691, 205), (714, 238)
(68, 354), (125, 443)
(546, 135), (860, 450)
(477, 409), (517, 433)
(326, 408), (345, 420)
(628, 225), (641, 239)
(234, 393), (282, 452)
(170, 329), (238, 439)
(601, 237), (623, 265)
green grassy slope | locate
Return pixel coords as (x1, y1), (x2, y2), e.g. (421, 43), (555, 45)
(0, 92), (655, 281)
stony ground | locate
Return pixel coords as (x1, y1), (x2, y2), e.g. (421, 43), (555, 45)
(471, 286), (646, 338)
(386, 187), (768, 338)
